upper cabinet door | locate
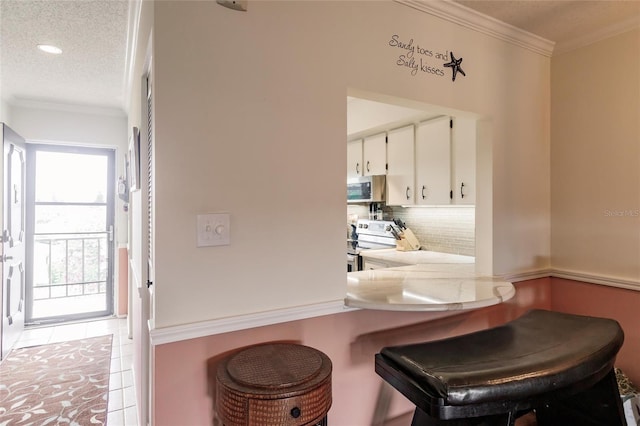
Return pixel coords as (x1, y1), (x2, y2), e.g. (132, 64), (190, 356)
(415, 117), (451, 205)
(347, 139), (363, 180)
(363, 132), (387, 176)
(386, 125), (415, 206)
(452, 117), (476, 204)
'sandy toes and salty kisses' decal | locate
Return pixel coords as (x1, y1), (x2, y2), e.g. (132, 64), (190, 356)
(388, 34), (466, 82)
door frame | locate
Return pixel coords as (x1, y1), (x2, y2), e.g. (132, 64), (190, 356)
(25, 143), (116, 324)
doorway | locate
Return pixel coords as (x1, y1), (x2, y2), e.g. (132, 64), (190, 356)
(25, 144), (115, 324)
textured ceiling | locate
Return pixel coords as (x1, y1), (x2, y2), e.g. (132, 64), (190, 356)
(1, 1), (639, 113)
(1, 0), (130, 112)
(453, 0), (640, 51)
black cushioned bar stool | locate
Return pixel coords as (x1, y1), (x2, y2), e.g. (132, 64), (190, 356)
(375, 309), (626, 426)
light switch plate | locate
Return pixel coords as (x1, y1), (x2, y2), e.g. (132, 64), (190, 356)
(197, 213), (230, 247)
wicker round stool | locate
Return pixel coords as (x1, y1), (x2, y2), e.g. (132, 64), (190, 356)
(216, 343), (332, 426)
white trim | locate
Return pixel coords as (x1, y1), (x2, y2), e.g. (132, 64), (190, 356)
(554, 16), (640, 55)
(550, 269), (640, 292)
(123, 0), (143, 114)
(130, 258), (142, 290)
(396, 0), (555, 57)
(501, 269), (552, 283)
(501, 268), (640, 292)
(149, 300), (355, 346)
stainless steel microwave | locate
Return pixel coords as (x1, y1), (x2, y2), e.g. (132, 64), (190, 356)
(347, 175), (386, 203)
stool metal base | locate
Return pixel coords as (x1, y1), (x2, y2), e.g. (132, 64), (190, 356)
(535, 369), (626, 426)
(411, 408), (517, 426)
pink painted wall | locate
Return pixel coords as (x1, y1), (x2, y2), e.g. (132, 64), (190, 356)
(550, 278), (640, 385)
(118, 247), (128, 316)
(153, 279), (551, 426)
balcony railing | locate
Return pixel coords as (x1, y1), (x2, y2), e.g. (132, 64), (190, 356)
(32, 233), (108, 302)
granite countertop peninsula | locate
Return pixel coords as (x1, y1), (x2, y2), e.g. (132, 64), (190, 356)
(346, 250), (514, 311)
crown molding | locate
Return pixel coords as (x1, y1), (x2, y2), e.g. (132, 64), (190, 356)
(123, 0), (143, 115)
(554, 16), (640, 55)
(396, 0), (555, 57)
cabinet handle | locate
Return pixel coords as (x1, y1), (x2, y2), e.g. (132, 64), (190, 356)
(406, 186), (410, 200)
(290, 407), (301, 419)
(356, 163), (360, 174)
(460, 182), (465, 199)
(366, 161), (370, 172)
(421, 185), (426, 199)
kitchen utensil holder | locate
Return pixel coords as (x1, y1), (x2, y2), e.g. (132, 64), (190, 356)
(396, 228), (420, 251)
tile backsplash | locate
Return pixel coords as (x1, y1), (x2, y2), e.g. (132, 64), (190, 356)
(347, 204), (475, 256)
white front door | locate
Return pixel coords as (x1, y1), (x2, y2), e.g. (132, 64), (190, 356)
(1, 123), (27, 359)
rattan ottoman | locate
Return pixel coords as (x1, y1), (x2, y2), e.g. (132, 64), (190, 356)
(216, 343), (332, 426)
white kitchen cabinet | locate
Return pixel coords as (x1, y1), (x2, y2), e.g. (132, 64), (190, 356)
(386, 125), (415, 205)
(361, 252), (413, 270)
(415, 117), (452, 205)
(452, 117), (476, 204)
(363, 132), (387, 176)
(347, 139), (363, 179)
(362, 259), (389, 270)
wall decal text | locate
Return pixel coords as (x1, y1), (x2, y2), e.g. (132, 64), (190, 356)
(388, 34), (466, 82)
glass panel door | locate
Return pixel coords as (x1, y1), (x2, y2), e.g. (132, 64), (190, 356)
(26, 145), (115, 324)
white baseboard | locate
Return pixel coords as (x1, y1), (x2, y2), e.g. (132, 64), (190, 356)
(149, 300), (356, 346)
(550, 269), (640, 292)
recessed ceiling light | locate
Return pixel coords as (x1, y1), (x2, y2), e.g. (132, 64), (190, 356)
(37, 44), (62, 55)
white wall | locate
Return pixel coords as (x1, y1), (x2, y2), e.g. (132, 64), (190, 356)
(149, 1), (550, 328)
(551, 29), (640, 281)
(9, 103), (126, 144)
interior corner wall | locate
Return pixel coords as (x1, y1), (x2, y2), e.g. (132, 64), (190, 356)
(550, 29), (640, 282)
(151, 1), (551, 328)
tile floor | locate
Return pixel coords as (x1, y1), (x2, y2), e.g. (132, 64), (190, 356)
(15, 316), (139, 426)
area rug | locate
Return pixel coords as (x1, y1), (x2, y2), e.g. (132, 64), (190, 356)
(0, 335), (112, 425)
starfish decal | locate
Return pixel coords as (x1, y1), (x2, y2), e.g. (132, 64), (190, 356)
(443, 52), (466, 82)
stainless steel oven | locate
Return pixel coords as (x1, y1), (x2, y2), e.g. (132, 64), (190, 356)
(347, 251), (361, 272)
(347, 219), (397, 272)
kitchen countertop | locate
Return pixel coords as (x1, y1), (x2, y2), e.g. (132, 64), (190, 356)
(346, 252), (514, 311)
(359, 248), (475, 265)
